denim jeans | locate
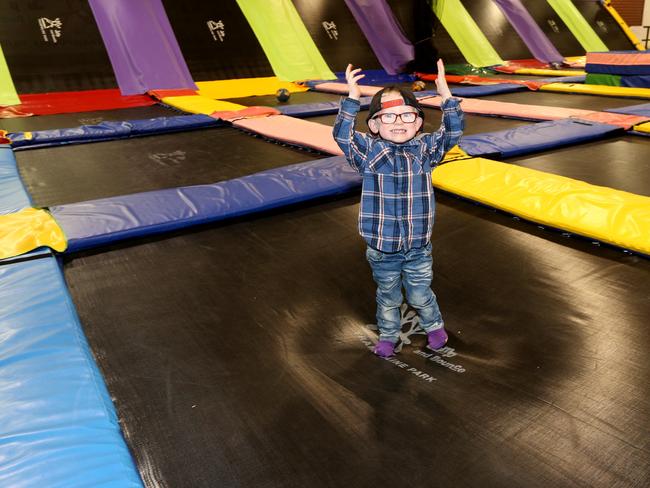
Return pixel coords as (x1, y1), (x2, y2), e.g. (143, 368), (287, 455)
(366, 242), (444, 343)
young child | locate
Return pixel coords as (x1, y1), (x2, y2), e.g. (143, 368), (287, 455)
(333, 60), (464, 358)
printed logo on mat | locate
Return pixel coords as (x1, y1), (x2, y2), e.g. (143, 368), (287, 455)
(149, 150), (187, 167)
(359, 303), (466, 384)
(322, 21), (339, 40)
(207, 20), (225, 42)
(38, 17), (62, 43)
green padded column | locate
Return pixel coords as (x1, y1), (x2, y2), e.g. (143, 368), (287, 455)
(585, 73), (622, 86)
(236, 0), (334, 81)
(431, 0), (503, 67)
(546, 0), (608, 52)
(0, 44), (19, 106)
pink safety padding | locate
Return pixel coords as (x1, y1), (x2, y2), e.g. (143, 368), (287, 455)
(312, 82), (382, 97)
(233, 115), (343, 155)
(419, 96), (594, 121)
(587, 52), (650, 66)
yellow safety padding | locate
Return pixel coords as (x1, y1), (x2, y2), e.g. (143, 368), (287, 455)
(442, 145), (469, 162)
(196, 77), (308, 99)
(0, 208), (67, 259)
(540, 82), (650, 99)
(602, 0), (644, 50)
(432, 158), (650, 255)
(633, 122), (650, 134)
(513, 68), (586, 77)
(161, 95), (246, 114)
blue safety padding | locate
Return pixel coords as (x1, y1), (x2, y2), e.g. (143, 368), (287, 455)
(604, 102), (650, 116)
(586, 63), (650, 75)
(0, 257), (143, 488)
(460, 118), (623, 158)
(620, 75), (650, 88)
(9, 115), (221, 150)
(0, 145), (33, 213)
(450, 84), (526, 96)
(52, 156), (361, 252)
(277, 97), (372, 117)
(537, 75), (586, 84)
(305, 70), (416, 89)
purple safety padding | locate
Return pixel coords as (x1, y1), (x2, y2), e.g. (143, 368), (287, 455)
(492, 0), (564, 64)
(620, 75), (650, 88)
(52, 156), (361, 253)
(88, 0), (196, 95)
(605, 102), (650, 117)
(343, 0), (414, 74)
(460, 118), (623, 158)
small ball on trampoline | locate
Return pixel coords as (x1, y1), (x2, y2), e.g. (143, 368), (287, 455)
(412, 80), (426, 92)
(276, 88), (291, 102)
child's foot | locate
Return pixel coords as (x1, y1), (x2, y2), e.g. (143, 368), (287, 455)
(373, 340), (396, 358)
(427, 328), (448, 350)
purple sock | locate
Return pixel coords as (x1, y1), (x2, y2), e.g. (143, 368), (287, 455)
(427, 328), (448, 350)
(373, 340), (396, 358)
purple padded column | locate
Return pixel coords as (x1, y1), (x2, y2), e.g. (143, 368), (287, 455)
(492, 0), (563, 64)
(343, 0), (414, 74)
(89, 0), (196, 95)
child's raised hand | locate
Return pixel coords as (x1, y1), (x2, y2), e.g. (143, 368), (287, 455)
(345, 64), (365, 100)
(435, 59), (452, 101)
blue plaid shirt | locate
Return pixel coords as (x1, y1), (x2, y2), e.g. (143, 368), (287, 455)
(333, 96), (464, 252)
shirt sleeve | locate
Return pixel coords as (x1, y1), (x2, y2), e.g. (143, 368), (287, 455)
(332, 97), (370, 173)
(420, 97), (464, 165)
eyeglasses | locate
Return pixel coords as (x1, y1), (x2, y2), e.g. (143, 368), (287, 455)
(373, 111), (419, 124)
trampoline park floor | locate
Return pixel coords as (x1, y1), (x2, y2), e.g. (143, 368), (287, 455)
(9, 85), (650, 486)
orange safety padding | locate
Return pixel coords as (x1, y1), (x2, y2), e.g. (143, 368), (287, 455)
(417, 72), (547, 90)
(578, 112), (650, 129)
(233, 115), (343, 155)
(311, 82), (381, 97)
(211, 106), (281, 122)
(586, 51), (650, 66)
(419, 96), (594, 120)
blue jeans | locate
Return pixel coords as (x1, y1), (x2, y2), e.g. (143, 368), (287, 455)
(366, 242), (444, 343)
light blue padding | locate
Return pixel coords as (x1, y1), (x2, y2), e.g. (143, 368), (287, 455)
(460, 118), (623, 157)
(52, 156), (361, 253)
(0, 144), (32, 213)
(0, 257), (143, 488)
(9, 114), (221, 150)
(605, 102), (650, 117)
(278, 97), (371, 117)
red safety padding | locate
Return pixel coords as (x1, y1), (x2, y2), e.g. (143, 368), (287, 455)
(493, 59), (549, 73)
(13, 89), (155, 116)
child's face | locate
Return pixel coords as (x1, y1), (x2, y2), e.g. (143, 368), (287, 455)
(369, 92), (423, 144)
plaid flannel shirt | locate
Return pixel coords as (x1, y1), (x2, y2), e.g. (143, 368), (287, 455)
(333, 96), (464, 252)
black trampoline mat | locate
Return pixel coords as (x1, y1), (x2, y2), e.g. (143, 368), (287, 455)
(0, 106), (181, 133)
(292, 0), (381, 71)
(307, 108), (535, 136)
(523, 1), (585, 57)
(573, 0), (636, 51)
(0, 0), (117, 93)
(63, 191), (650, 488)
(17, 126), (322, 207)
(462, 0), (533, 61)
(506, 135), (650, 196)
(161, 0), (274, 81)
(224, 90), (344, 107)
